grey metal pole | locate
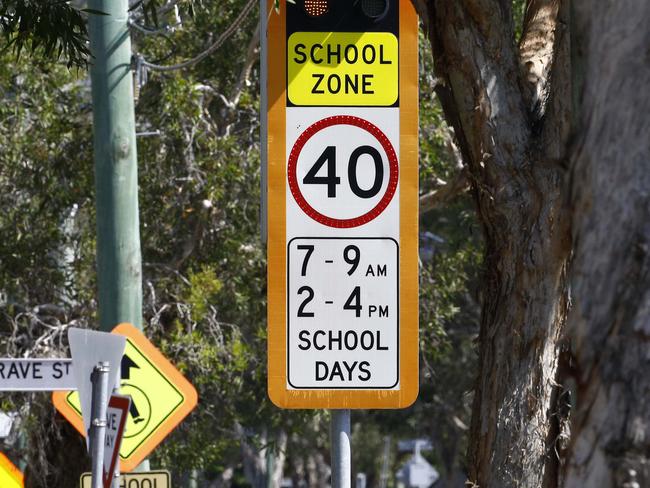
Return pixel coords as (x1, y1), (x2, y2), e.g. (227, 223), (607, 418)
(330, 410), (351, 488)
(356, 473), (367, 488)
(87, 0), (143, 332)
(188, 469), (199, 488)
(17, 431), (26, 472)
(266, 444), (275, 488)
(260, 0), (268, 244)
(111, 365), (121, 488)
(90, 362), (110, 488)
(379, 436), (391, 488)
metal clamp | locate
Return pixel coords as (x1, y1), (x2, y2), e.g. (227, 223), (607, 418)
(94, 362), (111, 373)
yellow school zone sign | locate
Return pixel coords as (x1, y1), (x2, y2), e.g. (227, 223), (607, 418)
(288, 32), (399, 106)
(53, 324), (197, 471)
(0, 452), (23, 488)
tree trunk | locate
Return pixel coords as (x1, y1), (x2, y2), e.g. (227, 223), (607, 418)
(240, 427), (288, 488)
(565, 1), (650, 486)
(412, 1), (572, 486)
(207, 466), (234, 488)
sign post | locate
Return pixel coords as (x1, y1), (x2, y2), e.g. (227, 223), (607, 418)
(90, 363), (110, 488)
(0, 330), (128, 487)
(110, 368), (123, 488)
(264, 1), (419, 487)
(331, 410), (351, 488)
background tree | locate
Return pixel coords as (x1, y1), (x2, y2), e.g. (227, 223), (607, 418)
(565, 1), (650, 486)
(17, 1), (648, 487)
(414, 1), (649, 488)
(412, 0), (572, 486)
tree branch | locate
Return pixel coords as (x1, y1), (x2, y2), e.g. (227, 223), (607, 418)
(419, 169), (470, 215)
(427, 0), (530, 182)
(227, 22), (261, 109)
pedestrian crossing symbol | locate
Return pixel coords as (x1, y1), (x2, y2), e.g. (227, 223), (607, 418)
(53, 323), (198, 471)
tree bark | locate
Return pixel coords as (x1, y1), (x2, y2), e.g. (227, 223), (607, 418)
(565, 1), (650, 486)
(413, 1), (572, 486)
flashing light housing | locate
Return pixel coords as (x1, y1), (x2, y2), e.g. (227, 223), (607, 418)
(304, 0), (329, 17)
(360, 0), (389, 21)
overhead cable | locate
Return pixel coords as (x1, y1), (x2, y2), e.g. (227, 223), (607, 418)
(137, 0), (256, 72)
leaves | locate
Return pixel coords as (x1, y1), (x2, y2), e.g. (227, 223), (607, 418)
(0, 1), (484, 484)
(0, 0), (91, 68)
(185, 266), (223, 322)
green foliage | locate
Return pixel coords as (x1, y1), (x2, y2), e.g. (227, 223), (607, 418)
(0, 0), (93, 68)
(351, 422), (388, 487)
(513, 0), (527, 40)
(125, 1), (292, 476)
(0, 51), (95, 312)
(0, 2), (486, 485)
(185, 266), (223, 322)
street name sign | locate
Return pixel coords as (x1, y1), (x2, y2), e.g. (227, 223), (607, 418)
(53, 323), (198, 471)
(80, 470), (170, 488)
(103, 395), (131, 488)
(0, 358), (74, 391)
(264, 0), (419, 408)
(0, 452), (23, 488)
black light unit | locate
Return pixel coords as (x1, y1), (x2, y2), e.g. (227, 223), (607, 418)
(359, 0), (389, 21)
(303, 0), (330, 17)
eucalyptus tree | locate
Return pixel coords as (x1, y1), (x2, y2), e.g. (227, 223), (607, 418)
(414, 0), (650, 486)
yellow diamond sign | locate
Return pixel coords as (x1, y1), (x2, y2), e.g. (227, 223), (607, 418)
(53, 323), (198, 471)
(0, 452), (23, 488)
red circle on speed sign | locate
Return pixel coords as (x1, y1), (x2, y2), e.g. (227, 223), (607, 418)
(287, 115), (399, 228)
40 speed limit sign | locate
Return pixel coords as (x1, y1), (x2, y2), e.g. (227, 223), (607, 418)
(263, 0), (418, 408)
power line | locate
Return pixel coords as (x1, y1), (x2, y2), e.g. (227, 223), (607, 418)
(137, 0), (256, 72)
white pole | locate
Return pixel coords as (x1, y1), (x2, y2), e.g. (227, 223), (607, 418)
(330, 410), (351, 488)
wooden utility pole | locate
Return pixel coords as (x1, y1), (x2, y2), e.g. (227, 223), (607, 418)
(87, 0), (142, 332)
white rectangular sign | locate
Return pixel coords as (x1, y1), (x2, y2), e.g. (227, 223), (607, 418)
(288, 237), (399, 388)
(285, 108), (401, 390)
(0, 359), (74, 391)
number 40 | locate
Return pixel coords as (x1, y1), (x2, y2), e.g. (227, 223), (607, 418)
(303, 145), (384, 199)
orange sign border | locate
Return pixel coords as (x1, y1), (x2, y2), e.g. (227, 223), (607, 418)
(0, 452), (24, 487)
(53, 323), (198, 471)
(266, 0), (419, 409)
